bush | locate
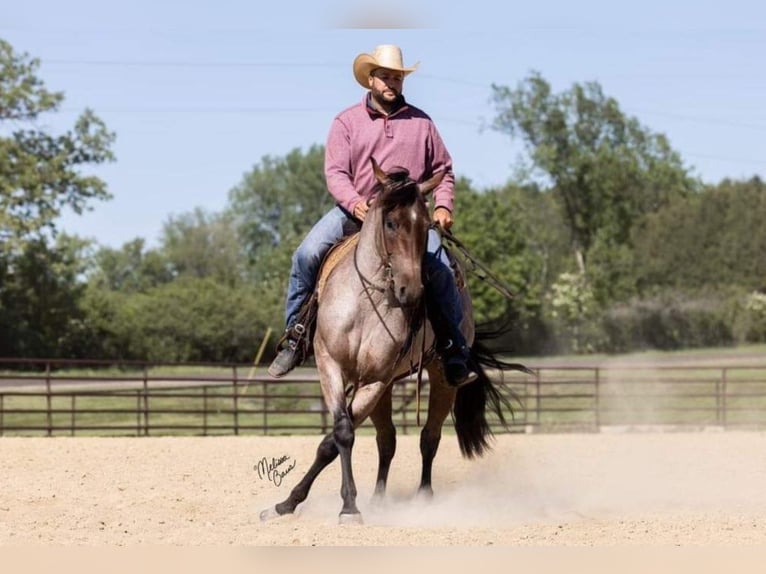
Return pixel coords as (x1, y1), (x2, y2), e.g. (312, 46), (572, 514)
(737, 291), (766, 343)
(594, 292), (737, 353)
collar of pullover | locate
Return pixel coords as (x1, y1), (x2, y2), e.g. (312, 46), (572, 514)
(365, 93), (408, 118)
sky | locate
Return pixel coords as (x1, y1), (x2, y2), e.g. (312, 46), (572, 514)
(2, 0), (765, 249)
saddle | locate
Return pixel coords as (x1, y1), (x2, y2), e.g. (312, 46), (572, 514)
(316, 233), (360, 299)
(285, 228), (465, 365)
(280, 233), (361, 359)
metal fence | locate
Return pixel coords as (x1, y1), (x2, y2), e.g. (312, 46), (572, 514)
(2, 358), (766, 436)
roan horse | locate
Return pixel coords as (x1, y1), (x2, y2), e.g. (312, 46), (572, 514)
(260, 159), (526, 524)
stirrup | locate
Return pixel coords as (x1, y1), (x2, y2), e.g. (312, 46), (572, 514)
(269, 323), (307, 378)
(268, 338), (303, 378)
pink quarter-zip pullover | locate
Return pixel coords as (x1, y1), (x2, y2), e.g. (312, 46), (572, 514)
(324, 94), (456, 215)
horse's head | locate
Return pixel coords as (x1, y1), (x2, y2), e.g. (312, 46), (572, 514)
(367, 157), (444, 308)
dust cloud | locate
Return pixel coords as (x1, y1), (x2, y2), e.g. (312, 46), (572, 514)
(339, 432), (766, 529)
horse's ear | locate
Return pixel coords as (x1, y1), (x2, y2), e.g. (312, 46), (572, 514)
(370, 157), (390, 185)
(417, 170), (445, 197)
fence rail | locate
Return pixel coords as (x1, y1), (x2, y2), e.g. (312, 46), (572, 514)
(2, 358), (766, 436)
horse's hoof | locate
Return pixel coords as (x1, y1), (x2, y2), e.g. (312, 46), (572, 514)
(338, 512), (364, 525)
(370, 492), (386, 508)
(416, 486), (434, 501)
(259, 506), (284, 522)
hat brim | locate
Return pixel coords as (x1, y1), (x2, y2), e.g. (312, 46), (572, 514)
(353, 54), (418, 89)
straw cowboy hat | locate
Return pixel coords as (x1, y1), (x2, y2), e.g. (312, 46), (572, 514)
(353, 44), (419, 89)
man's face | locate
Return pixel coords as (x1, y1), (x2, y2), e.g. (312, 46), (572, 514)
(368, 68), (404, 104)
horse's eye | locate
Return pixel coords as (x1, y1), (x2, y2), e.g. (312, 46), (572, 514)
(385, 219), (398, 231)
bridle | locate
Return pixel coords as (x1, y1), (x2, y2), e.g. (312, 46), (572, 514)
(352, 179), (428, 349)
(352, 207), (394, 296)
(353, 179), (426, 299)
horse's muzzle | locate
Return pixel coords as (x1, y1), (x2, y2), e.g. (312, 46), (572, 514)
(393, 282), (424, 308)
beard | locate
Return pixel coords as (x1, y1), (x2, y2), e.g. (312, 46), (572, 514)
(370, 86), (402, 111)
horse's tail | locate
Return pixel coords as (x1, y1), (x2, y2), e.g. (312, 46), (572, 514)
(453, 324), (533, 459)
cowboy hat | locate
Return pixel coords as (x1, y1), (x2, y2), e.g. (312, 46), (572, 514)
(352, 44), (419, 89)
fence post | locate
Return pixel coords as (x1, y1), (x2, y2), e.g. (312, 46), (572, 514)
(402, 380), (409, 436)
(203, 386), (209, 436)
(262, 378), (268, 435)
(70, 395), (76, 437)
(233, 365), (240, 436)
(0, 394), (4, 436)
(136, 391), (141, 436)
(535, 368), (542, 425)
(45, 362), (52, 437)
(594, 367), (601, 429)
(142, 365), (150, 436)
(721, 367), (728, 428)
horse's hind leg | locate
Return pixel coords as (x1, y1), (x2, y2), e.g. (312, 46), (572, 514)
(259, 433), (338, 521)
(419, 365), (457, 498)
(368, 385), (396, 501)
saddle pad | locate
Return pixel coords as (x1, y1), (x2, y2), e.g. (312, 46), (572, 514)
(316, 233), (360, 299)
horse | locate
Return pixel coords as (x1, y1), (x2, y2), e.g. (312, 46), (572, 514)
(260, 158), (527, 524)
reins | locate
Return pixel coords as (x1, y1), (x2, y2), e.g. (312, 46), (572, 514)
(352, 186), (431, 393)
(433, 225), (518, 301)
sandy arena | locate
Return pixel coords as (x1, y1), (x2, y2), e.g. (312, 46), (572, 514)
(2, 431), (766, 546)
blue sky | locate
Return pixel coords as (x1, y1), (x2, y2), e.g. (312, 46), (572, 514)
(2, 0), (764, 248)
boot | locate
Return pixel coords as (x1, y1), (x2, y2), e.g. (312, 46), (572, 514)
(267, 324), (306, 378)
(427, 306), (479, 388)
(439, 336), (479, 388)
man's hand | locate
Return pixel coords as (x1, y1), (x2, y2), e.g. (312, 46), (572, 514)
(353, 200), (370, 222)
(433, 206), (453, 230)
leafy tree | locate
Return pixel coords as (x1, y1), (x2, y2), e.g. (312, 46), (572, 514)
(633, 176), (766, 292)
(451, 178), (554, 353)
(93, 277), (271, 363)
(160, 207), (245, 286)
(88, 238), (172, 293)
(454, 179), (533, 319)
(489, 71), (697, 291)
(0, 39), (115, 251)
(226, 145), (331, 333)
(228, 144), (331, 265)
(0, 234), (92, 357)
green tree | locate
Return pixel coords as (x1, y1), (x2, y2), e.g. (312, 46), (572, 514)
(634, 176), (766, 292)
(97, 277), (270, 363)
(0, 234), (92, 357)
(160, 207), (245, 287)
(490, 71), (697, 297)
(88, 238), (172, 293)
(452, 178), (554, 353)
(227, 145), (331, 333)
(228, 145), (331, 264)
(455, 179), (533, 319)
(0, 39), (115, 250)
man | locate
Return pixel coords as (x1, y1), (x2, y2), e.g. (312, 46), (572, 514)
(268, 44), (477, 387)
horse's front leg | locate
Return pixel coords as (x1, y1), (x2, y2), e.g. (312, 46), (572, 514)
(259, 432), (339, 521)
(333, 406), (362, 523)
(316, 339), (363, 524)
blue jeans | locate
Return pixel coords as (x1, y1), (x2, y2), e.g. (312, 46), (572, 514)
(283, 206), (464, 337)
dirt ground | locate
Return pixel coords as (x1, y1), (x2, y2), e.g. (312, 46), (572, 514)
(2, 431), (766, 546)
